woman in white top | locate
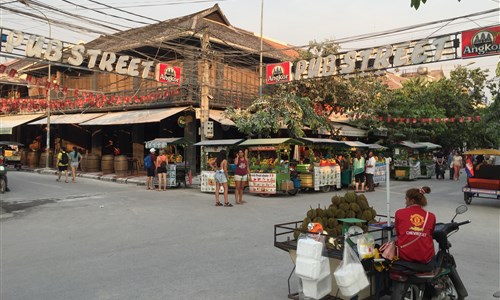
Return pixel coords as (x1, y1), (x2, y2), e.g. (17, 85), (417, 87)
(69, 147), (82, 182)
(453, 151), (463, 181)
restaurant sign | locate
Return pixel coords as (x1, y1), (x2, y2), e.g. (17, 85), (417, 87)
(461, 25), (500, 58)
(266, 62), (291, 84)
(155, 63), (181, 85)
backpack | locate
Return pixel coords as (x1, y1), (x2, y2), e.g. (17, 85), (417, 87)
(160, 157), (167, 168)
(60, 151), (69, 165)
(144, 155), (153, 169)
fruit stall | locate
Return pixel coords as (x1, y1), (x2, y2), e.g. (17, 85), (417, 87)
(274, 191), (392, 299)
(297, 138), (343, 192)
(368, 144), (388, 186)
(145, 137), (192, 188)
(391, 141), (426, 180)
(416, 142), (441, 179)
(239, 138), (303, 196)
(194, 139), (244, 193)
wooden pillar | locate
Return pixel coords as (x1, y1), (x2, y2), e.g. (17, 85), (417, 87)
(183, 112), (197, 173)
(91, 129), (103, 155)
(132, 124), (144, 165)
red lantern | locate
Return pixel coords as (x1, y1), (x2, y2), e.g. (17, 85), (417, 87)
(62, 86), (68, 95)
(475, 116), (481, 122)
(412, 118), (417, 124)
(405, 118), (410, 123)
(387, 117), (391, 123)
(467, 116), (472, 122)
(458, 117), (464, 123)
(435, 118), (440, 123)
(449, 117), (455, 123)
(379, 116), (384, 121)
(421, 118), (426, 123)
(393, 118), (399, 123)
(442, 118), (448, 123)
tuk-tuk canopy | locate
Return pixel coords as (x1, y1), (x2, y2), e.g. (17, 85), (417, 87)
(465, 149), (500, 155)
(145, 138), (191, 149)
(0, 141), (24, 147)
(239, 138), (303, 146)
(194, 139), (243, 146)
(416, 142), (441, 150)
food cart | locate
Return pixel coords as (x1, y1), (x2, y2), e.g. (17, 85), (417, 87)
(297, 138), (343, 192)
(194, 139), (244, 193)
(239, 138), (303, 196)
(391, 141), (426, 180)
(145, 137), (192, 188)
(368, 144), (388, 186)
(0, 141), (24, 170)
(416, 142), (441, 179)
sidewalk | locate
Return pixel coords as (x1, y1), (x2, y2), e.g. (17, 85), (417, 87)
(25, 167), (201, 187)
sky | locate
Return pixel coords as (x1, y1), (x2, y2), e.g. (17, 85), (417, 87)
(1, 0), (499, 84)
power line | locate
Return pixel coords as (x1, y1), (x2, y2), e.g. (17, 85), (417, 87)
(86, 0), (161, 23)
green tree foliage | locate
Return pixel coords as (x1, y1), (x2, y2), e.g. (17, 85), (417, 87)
(410, 0), (461, 10)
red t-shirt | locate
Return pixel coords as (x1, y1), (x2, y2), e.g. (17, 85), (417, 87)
(395, 205), (436, 263)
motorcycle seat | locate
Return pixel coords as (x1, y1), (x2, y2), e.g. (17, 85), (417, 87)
(392, 259), (435, 273)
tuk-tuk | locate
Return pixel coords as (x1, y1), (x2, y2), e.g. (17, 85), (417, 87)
(0, 141), (24, 170)
(462, 149), (500, 204)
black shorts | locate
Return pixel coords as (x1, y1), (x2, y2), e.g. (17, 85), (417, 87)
(58, 165), (68, 171)
(157, 167), (167, 174)
(147, 168), (155, 177)
(355, 172), (365, 183)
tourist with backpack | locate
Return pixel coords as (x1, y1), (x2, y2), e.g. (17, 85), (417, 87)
(156, 150), (168, 191)
(144, 148), (156, 190)
(69, 146), (82, 183)
(56, 146), (70, 183)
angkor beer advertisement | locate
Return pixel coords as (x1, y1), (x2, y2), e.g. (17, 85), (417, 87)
(155, 63), (182, 85)
(461, 25), (500, 58)
(266, 62), (291, 84)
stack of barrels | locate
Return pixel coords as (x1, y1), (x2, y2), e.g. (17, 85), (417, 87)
(26, 151), (39, 169)
(101, 155), (114, 174)
(81, 154), (100, 172)
(114, 155), (128, 177)
(39, 150), (54, 168)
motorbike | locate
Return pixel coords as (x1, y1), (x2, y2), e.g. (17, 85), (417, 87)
(389, 205), (471, 300)
(0, 156), (8, 193)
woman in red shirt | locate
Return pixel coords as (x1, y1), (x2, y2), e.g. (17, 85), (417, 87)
(234, 149), (250, 205)
(394, 186), (436, 264)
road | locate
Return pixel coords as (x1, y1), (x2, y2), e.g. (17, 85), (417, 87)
(1, 171), (499, 300)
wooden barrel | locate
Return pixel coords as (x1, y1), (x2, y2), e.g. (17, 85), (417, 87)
(83, 154), (100, 172)
(27, 151), (39, 169)
(101, 155), (114, 174)
(20, 150), (27, 166)
(114, 155), (128, 177)
(39, 150), (54, 168)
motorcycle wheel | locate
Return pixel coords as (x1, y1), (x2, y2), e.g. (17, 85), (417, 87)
(391, 282), (420, 300)
(0, 178), (5, 194)
(433, 276), (462, 300)
(287, 188), (298, 196)
(320, 185), (330, 193)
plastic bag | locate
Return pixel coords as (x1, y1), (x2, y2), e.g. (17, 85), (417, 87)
(333, 241), (369, 297)
(357, 233), (375, 259)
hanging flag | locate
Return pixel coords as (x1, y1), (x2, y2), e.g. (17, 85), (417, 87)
(465, 155), (474, 178)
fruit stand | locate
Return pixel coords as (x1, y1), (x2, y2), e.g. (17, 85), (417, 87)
(239, 138), (303, 196)
(416, 142), (441, 179)
(145, 137), (191, 188)
(194, 139), (244, 193)
(391, 141), (426, 180)
(298, 138), (343, 192)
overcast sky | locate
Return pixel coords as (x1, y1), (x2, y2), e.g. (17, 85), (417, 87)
(1, 0), (499, 77)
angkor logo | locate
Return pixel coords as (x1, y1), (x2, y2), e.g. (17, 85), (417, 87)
(160, 66), (180, 83)
(267, 65), (289, 83)
(463, 29), (500, 56)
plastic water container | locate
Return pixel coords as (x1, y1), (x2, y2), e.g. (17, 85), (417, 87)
(296, 256), (330, 280)
(301, 274), (332, 300)
(297, 238), (323, 260)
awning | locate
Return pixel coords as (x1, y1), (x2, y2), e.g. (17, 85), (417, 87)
(194, 139), (243, 146)
(368, 143), (387, 150)
(0, 114), (43, 134)
(80, 107), (189, 126)
(416, 142), (441, 150)
(145, 137), (191, 149)
(342, 141), (370, 148)
(28, 113), (105, 125)
(399, 141), (427, 149)
(332, 123), (367, 137)
(300, 138), (343, 145)
(195, 109), (235, 126)
(239, 138), (303, 146)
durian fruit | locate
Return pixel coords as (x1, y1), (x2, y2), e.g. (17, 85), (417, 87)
(301, 221), (309, 231)
(358, 199), (369, 210)
(370, 207), (377, 219)
(339, 196), (346, 204)
(356, 193), (368, 203)
(361, 209), (374, 221)
(307, 207), (317, 219)
(356, 211), (363, 220)
(346, 210), (356, 218)
(326, 207), (335, 218)
(313, 217), (324, 227)
(331, 195), (341, 205)
(327, 218), (338, 228)
(303, 217), (312, 225)
(293, 230), (301, 240)
(339, 202), (350, 211)
(350, 202), (361, 213)
(316, 206), (324, 218)
(361, 224), (369, 232)
(336, 210), (346, 219)
(345, 191), (357, 203)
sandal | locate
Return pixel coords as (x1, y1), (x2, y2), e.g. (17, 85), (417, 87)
(224, 203), (233, 207)
(215, 202), (223, 206)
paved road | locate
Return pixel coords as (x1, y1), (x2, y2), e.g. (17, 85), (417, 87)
(1, 171), (499, 300)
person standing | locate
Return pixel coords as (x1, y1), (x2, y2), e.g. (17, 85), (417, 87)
(213, 150), (232, 207)
(448, 150), (455, 180)
(365, 151), (376, 192)
(145, 148), (157, 190)
(56, 147), (69, 183)
(435, 151), (445, 180)
(234, 149), (250, 205)
(353, 151), (365, 192)
(156, 150), (168, 191)
(453, 151), (463, 181)
(69, 146), (82, 182)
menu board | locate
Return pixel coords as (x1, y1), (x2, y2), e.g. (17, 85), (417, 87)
(167, 164), (177, 187)
(249, 172), (277, 194)
(313, 165), (341, 191)
(373, 163), (386, 184)
(200, 170), (224, 193)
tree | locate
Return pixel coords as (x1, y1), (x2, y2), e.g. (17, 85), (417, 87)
(410, 0), (461, 10)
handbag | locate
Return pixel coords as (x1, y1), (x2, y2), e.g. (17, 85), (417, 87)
(381, 211), (429, 261)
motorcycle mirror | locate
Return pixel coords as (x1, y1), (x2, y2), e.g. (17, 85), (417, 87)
(452, 205), (468, 222)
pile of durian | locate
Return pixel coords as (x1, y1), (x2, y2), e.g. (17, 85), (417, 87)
(294, 191), (378, 245)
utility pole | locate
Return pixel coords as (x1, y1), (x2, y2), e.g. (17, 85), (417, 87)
(258, 0), (264, 98)
(200, 29), (210, 141)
